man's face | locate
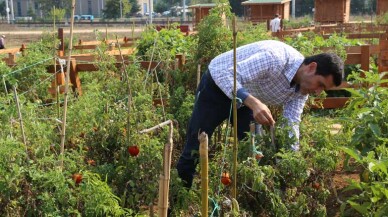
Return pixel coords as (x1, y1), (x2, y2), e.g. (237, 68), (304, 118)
(299, 62), (335, 95)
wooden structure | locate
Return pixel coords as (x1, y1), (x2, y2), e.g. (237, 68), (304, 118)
(242, 0), (291, 23)
(314, 0), (350, 23)
(377, 0), (388, 16)
(379, 33), (388, 74)
(155, 25), (191, 36)
(0, 44), (27, 65)
(188, 3), (216, 28)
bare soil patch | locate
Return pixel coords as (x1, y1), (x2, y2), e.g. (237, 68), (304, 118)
(0, 23), (143, 48)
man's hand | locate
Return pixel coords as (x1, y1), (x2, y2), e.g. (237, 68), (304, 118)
(243, 94), (275, 126)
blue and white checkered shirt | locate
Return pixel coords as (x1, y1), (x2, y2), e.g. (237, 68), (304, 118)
(208, 40), (308, 143)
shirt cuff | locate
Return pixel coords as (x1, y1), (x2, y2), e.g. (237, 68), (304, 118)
(237, 88), (249, 101)
(236, 88), (250, 108)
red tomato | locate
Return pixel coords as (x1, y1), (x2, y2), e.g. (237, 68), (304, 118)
(312, 182), (321, 190)
(87, 159), (96, 166)
(255, 153), (264, 160)
(221, 172), (232, 186)
(128, 145), (140, 157)
(72, 173), (83, 184)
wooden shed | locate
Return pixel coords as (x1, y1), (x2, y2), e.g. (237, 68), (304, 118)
(314, 0), (350, 23)
(241, 0), (291, 23)
(188, 3), (216, 28)
(377, 0), (388, 16)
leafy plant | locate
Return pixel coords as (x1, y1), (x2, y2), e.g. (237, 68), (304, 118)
(195, 0), (233, 65)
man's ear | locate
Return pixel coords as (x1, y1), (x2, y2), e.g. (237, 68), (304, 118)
(308, 62), (317, 74)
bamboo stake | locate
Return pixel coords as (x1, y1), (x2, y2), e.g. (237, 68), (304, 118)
(140, 120), (174, 217)
(52, 8), (60, 119)
(115, 35), (133, 144)
(199, 132), (209, 216)
(132, 21), (135, 40)
(231, 16), (238, 200)
(139, 120), (172, 134)
(149, 203), (154, 217)
(196, 64), (201, 87)
(3, 76), (13, 138)
(59, 0), (76, 169)
(250, 123), (255, 157)
(13, 86), (29, 161)
(153, 70), (166, 120)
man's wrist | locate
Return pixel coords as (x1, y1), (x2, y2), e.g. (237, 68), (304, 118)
(236, 88), (249, 102)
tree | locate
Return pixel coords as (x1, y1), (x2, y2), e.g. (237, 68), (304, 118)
(36, 0), (72, 16)
(48, 7), (66, 22)
(229, 0), (244, 16)
(350, 0), (377, 15)
(0, 1), (6, 19)
(155, 1), (169, 13)
(103, 0), (132, 19)
(129, 0), (140, 14)
(27, 6), (37, 21)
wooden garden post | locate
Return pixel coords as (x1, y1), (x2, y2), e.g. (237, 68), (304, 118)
(250, 123), (255, 157)
(231, 15), (239, 200)
(139, 120), (174, 217)
(60, 0), (76, 169)
(197, 64), (201, 87)
(13, 86), (28, 161)
(199, 132), (209, 216)
(57, 28), (64, 57)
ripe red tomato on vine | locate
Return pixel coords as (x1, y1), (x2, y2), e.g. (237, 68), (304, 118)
(128, 145), (140, 157)
(72, 173), (83, 184)
(221, 172), (232, 186)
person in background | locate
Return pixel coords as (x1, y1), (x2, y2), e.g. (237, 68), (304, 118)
(176, 40), (344, 189)
(0, 35), (5, 49)
(270, 14), (282, 34)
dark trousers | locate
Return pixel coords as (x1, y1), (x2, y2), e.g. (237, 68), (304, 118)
(176, 71), (253, 188)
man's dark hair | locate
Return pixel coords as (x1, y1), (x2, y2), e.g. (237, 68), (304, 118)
(303, 53), (344, 86)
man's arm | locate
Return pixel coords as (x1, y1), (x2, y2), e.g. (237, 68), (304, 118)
(243, 94), (275, 126)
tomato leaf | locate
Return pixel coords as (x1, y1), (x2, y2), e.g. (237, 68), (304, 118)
(340, 146), (362, 162)
(368, 123), (381, 137)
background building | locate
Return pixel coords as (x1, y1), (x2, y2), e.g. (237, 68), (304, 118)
(1, 0), (152, 19)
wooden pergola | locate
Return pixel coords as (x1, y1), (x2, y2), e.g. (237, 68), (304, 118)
(314, 0), (350, 23)
(188, 3), (216, 28)
(241, 0), (291, 23)
(377, 0), (388, 16)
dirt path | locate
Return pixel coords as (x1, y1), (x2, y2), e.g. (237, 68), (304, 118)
(0, 27), (144, 48)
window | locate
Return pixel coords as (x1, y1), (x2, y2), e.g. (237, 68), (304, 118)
(88, 0), (92, 15)
(143, 3), (147, 13)
(17, 1), (22, 16)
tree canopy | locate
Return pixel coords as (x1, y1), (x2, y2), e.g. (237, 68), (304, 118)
(102, 0), (133, 19)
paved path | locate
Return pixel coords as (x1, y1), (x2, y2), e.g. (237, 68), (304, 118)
(0, 28), (144, 35)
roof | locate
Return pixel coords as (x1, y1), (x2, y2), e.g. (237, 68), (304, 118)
(241, 0), (291, 5)
(188, 3), (217, 8)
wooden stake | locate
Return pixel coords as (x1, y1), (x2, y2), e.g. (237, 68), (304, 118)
(140, 120), (174, 217)
(250, 122), (255, 157)
(231, 15), (238, 200)
(59, 0), (76, 169)
(196, 64), (201, 87)
(115, 35), (133, 144)
(13, 86), (29, 161)
(199, 132), (209, 216)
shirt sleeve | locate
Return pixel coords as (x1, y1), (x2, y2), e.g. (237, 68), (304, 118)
(211, 50), (278, 101)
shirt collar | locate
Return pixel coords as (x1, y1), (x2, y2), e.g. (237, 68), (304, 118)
(286, 58), (304, 92)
